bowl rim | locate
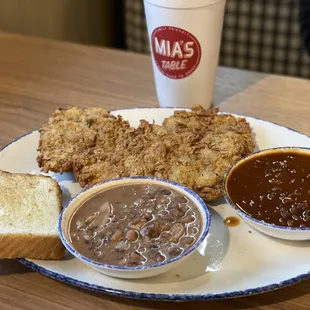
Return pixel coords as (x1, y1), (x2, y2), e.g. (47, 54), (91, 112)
(223, 146), (310, 232)
(58, 176), (211, 271)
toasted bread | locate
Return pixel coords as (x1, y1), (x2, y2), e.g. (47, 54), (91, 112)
(0, 170), (65, 259)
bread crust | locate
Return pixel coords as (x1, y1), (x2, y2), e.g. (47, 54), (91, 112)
(0, 234), (65, 259)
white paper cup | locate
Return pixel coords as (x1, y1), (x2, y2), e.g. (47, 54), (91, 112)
(144, 0), (226, 109)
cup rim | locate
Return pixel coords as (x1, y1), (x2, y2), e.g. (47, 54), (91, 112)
(144, 0), (226, 9)
(223, 146), (310, 232)
(58, 176), (211, 271)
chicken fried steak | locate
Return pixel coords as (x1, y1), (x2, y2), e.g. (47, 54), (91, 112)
(37, 105), (255, 201)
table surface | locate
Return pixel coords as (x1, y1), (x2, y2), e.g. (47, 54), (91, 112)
(0, 32), (309, 310)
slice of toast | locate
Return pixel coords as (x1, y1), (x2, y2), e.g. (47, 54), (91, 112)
(0, 170), (65, 259)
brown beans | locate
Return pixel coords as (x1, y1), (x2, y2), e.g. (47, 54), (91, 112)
(169, 247), (182, 256)
(148, 223), (161, 238)
(180, 215), (195, 223)
(174, 196), (188, 204)
(157, 197), (170, 205)
(177, 205), (188, 217)
(111, 230), (123, 241)
(161, 232), (171, 239)
(70, 183), (201, 267)
(142, 212), (152, 221)
(160, 189), (172, 196)
(129, 217), (147, 230)
(181, 236), (195, 245)
(158, 222), (171, 232)
(128, 252), (144, 266)
(125, 229), (138, 241)
(154, 253), (165, 263)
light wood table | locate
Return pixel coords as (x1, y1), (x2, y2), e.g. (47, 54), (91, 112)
(0, 32), (309, 310)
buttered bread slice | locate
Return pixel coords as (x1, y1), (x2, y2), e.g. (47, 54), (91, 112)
(0, 170), (65, 259)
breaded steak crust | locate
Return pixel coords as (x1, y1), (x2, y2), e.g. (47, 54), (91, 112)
(37, 105), (255, 201)
(37, 107), (131, 173)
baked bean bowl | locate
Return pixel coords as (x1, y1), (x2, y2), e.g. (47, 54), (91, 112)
(59, 177), (211, 279)
(224, 147), (310, 241)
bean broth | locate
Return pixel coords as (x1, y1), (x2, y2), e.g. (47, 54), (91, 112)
(69, 184), (202, 267)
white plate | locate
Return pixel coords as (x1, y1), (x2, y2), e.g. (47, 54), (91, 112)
(1, 108), (310, 301)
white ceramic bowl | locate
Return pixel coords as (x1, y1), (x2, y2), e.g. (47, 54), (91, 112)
(59, 176), (211, 279)
(223, 147), (310, 241)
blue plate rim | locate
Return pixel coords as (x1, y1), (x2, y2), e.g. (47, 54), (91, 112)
(0, 107), (308, 301)
(16, 257), (310, 301)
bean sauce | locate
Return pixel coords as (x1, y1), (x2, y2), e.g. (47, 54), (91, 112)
(226, 151), (310, 228)
(69, 184), (201, 266)
(223, 216), (240, 227)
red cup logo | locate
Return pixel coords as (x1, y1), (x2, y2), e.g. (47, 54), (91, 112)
(151, 26), (201, 80)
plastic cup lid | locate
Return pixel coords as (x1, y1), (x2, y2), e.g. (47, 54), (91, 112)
(144, 0), (226, 9)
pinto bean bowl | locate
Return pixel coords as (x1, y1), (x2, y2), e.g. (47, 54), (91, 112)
(59, 177), (211, 279)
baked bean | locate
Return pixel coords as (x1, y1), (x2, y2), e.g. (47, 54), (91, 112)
(226, 151), (310, 228)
